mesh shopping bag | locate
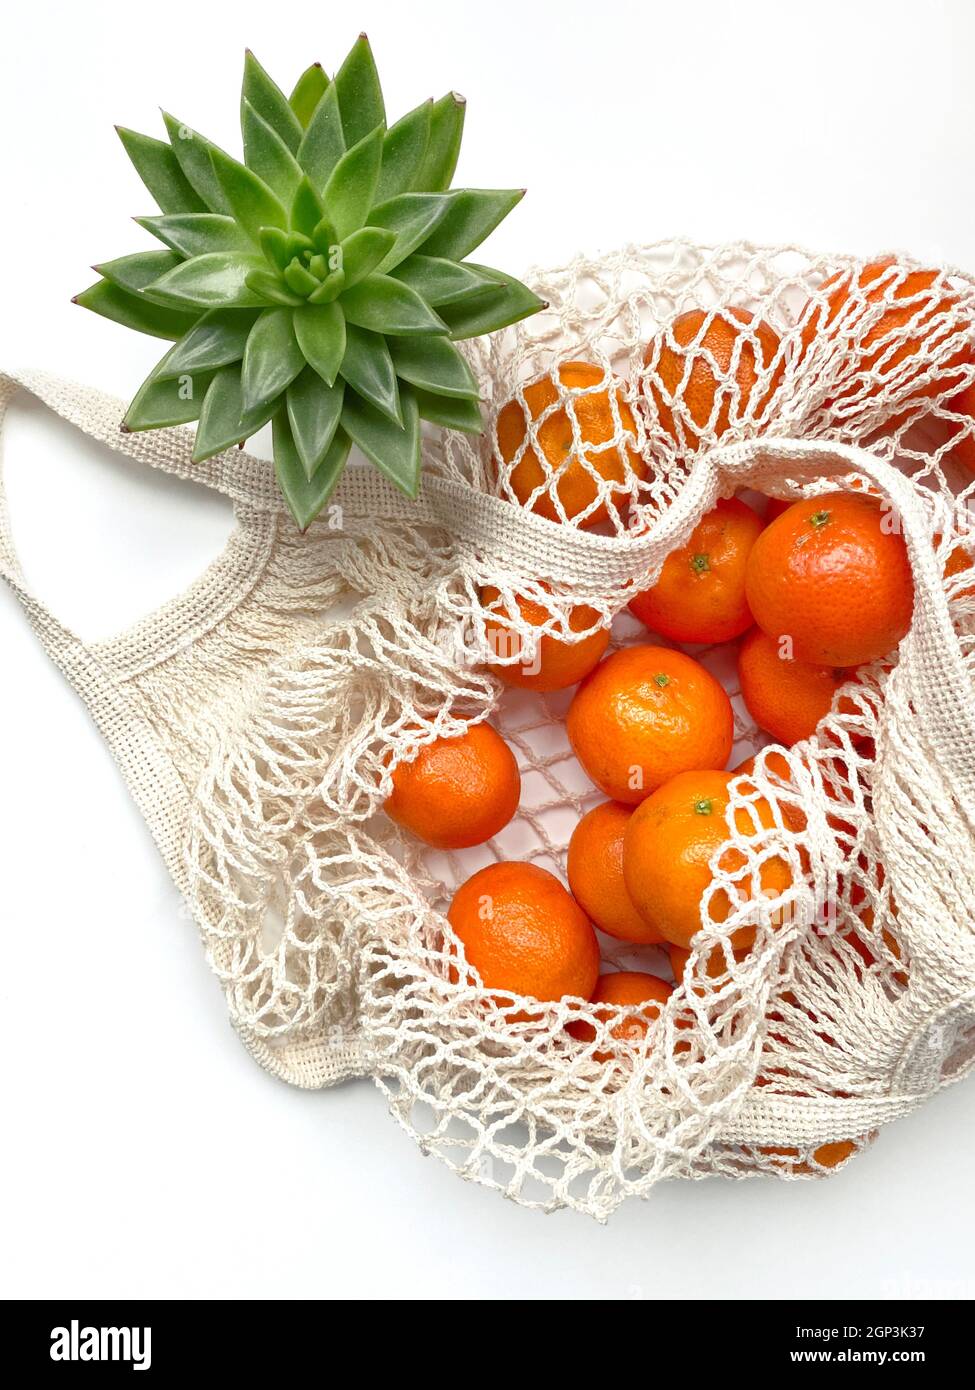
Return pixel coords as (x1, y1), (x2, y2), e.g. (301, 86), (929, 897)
(3, 240), (975, 1219)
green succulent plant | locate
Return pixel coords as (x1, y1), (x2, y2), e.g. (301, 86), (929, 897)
(76, 36), (545, 527)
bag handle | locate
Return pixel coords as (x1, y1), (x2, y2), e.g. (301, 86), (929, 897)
(0, 369), (282, 511)
(0, 371), (198, 886)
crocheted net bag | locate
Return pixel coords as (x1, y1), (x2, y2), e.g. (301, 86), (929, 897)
(3, 240), (975, 1220)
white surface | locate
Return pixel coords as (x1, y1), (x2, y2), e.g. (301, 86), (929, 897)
(1, 0), (974, 1300)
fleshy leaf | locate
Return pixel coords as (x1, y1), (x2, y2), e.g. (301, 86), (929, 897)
(307, 270), (346, 304)
(259, 227), (290, 270)
(293, 301), (347, 386)
(289, 64), (329, 129)
(323, 126), (383, 240)
(290, 176), (327, 239)
(297, 81), (345, 189)
(116, 127), (208, 214)
(367, 193), (450, 272)
(413, 93), (465, 193)
(342, 385), (420, 497)
(390, 253), (495, 306)
(73, 279), (200, 341)
(389, 335), (479, 399)
(440, 264), (546, 339)
(162, 113), (231, 214)
(244, 269), (304, 306)
(241, 50), (304, 154)
(95, 250), (181, 298)
(340, 228), (397, 288)
(209, 146), (288, 244)
(137, 213), (252, 258)
(334, 35), (386, 147)
(287, 368), (345, 477)
(153, 308), (260, 377)
(341, 275), (448, 336)
(283, 259), (320, 297)
(241, 309), (305, 412)
(274, 409), (351, 529)
(123, 367), (215, 430)
(339, 323), (401, 423)
(191, 364), (279, 461)
(414, 388), (482, 433)
(376, 100), (431, 203)
(149, 252), (267, 308)
(242, 100), (304, 204)
(421, 188), (524, 261)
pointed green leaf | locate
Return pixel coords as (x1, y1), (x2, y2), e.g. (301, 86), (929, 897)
(241, 50), (304, 153)
(274, 410), (351, 529)
(367, 193), (451, 272)
(339, 228), (396, 288)
(116, 126), (208, 214)
(244, 269), (304, 305)
(281, 260), (318, 297)
(291, 175), (327, 238)
(162, 113), (231, 214)
(242, 100), (304, 204)
(259, 226), (291, 271)
(289, 63), (328, 129)
(241, 309), (305, 412)
(137, 213), (253, 258)
(421, 189), (524, 261)
(391, 253), (496, 307)
(149, 252), (267, 308)
(339, 324), (401, 423)
(311, 217), (338, 255)
(413, 93), (465, 193)
(307, 270), (346, 304)
(389, 335), (479, 399)
(192, 364), (280, 462)
(293, 301), (347, 386)
(377, 100), (431, 203)
(342, 385), (421, 497)
(323, 126), (383, 240)
(298, 81), (345, 189)
(287, 368), (345, 477)
(94, 250), (181, 298)
(156, 308), (260, 377)
(209, 146), (288, 244)
(73, 279), (200, 341)
(334, 34), (386, 147)
(123, 366), (215, 430)
(440, 264), (546, 339)
(415, 389), (482, 434)
(341, 275), (448, 337)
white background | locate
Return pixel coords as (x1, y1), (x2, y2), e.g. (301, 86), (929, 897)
(1, 0), (974, 1300)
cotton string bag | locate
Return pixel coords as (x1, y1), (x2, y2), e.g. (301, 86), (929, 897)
(3, 240), (975, 1220)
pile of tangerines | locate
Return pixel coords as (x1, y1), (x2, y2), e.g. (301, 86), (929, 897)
(383, 260), (972, 1139)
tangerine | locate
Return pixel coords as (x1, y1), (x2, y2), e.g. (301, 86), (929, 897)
(567, 646), (734, 804)
(738, 626), (856, 746)
(482, 587), (609, 692)
(744, 492), (914, 666)
(385, 723), (520, 849)
(644, 306), (783, 452)
(799, 258), (964, 405)
(499, 361), (645, 526)
(568, 971), (673, 1063)
(628, 497), (764, 643)
(623, 769), (792, 951)
(446, 861), (600, 1005)
(566, 801), (662, 943)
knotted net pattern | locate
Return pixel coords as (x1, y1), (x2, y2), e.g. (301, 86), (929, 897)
(3, 241), (975, 1219)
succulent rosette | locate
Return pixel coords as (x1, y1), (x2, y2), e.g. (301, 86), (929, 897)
(77, 37), (544, 526)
